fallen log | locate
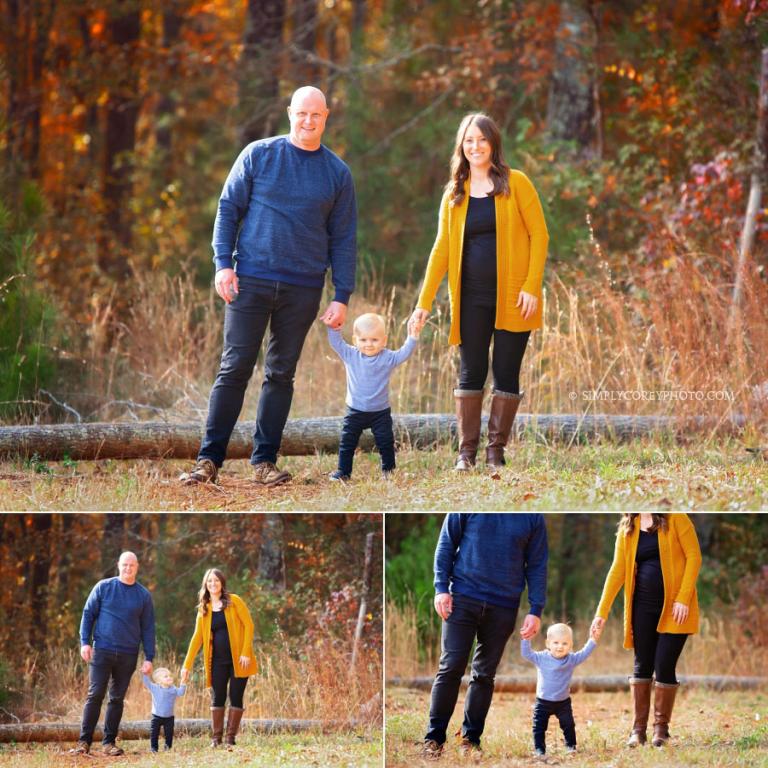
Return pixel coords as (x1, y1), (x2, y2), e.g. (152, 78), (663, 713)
(0, 717), (346, 743)
(387, 674), (768, 693)
(0, 413), (746, 461)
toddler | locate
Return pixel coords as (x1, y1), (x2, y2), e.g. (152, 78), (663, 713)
(521, 623), (598, 757)
(142, 667), (186, 753)
(326, 312), (419, 480)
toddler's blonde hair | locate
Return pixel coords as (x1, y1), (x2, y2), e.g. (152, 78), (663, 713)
(151, 667), (171, 684)
(353, 312), (386, 336)
(546, 623), (573, 642)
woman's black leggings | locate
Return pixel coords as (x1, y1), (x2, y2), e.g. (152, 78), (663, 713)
(632, 602), (688, 684)
(211, 663), (248, 708)
(458, 295), (530, 393)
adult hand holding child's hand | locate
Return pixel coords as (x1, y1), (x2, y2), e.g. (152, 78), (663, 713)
(409, 308), (429, 335)
(590, 616), (605, 641)
(519, 614), (541, 639)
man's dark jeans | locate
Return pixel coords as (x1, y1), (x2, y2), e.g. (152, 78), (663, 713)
(426, 594), (519, 746)
(199, 276), (323, 467)
(532, 696), (576, 753)
(150, 715), (175, 751)
(79, 648), (138, 745)
(338, 406), (395, 476)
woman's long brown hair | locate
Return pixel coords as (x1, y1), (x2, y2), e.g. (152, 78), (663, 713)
(197, 568), (232, 616)
(446, 112), (511, 206)
(618, 513), (669, 536)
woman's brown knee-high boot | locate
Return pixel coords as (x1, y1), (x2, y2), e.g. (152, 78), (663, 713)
(453, 389), (484, 471)
(210, 706), (225, 747)
(485, 389), (523, 475)
(627, 677), (653, 747)
(652, 681), (679, 747)
(225, 706), (245, 747)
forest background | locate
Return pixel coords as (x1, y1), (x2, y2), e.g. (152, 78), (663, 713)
(3, 0), (768, 428)
(0, 512), (383, 726)
(385, 512), (768, 673)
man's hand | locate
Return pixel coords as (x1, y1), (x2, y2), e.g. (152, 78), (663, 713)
(434, 593), (453, 621)
(80, 645), (93, 663)
(142, 660), (153, 675)
(519, 614), (541, 639)
(214, 268), (239, 304)
(320, 301), (347, 329)
(180, 668), (189, 684)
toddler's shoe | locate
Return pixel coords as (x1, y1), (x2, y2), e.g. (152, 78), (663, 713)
(329, 470), (350, 482)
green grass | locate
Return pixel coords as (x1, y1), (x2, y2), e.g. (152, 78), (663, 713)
(386, 687), (768, 767)
(1, 437), (766, 510)
(0, 728), (381, 767)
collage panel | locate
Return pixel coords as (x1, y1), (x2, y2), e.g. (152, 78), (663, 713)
(0, 513), (383, 767)
(385, 512), (768, 767)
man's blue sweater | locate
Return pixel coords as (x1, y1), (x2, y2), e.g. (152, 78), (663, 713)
(212, 136), (357, 304)
(79, 577), (155, 659)
(434, 513), (548, 613)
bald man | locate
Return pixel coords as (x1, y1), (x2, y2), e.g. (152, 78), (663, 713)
(72, 552), (155, 756)
(181, 86), (357, 488)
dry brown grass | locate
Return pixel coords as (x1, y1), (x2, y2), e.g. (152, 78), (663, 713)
(37, 246), (767, 429)
(17, 641), (380, 725)
(385, 601), (768, 680)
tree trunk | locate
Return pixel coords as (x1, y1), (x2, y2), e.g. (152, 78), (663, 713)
(0, 412), (747, 461)
(99, 2), (141, 279)
(101, 515), (126, 577)
(732, 47), (768, 325)
(258, 514), (286, 591)
(28, 514), (53, 650)
(0, 717), (341, 743)
(155, 1), (184, 181)
(351, 531), (375, 669)
(546, 0), (599, 157)
(388, 674), (768, 693)
(239, 0), (286, 145)
(291, 0), (318, 84)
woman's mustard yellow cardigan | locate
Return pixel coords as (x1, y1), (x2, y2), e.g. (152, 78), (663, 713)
(596, 514), (702, 649)
(182, 593), (258, 686)
(416, 170), (549, 344)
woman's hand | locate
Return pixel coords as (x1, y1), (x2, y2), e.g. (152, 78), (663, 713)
(239, 655), (251, 668)
(516, 290), (538, 320)
(590, 616), (605, 640)
(409, 308), (430, 335)
(671, 602), (689, 624)
(180, 668), (189, 684)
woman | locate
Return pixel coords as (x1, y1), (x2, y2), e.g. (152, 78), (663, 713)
(181, 569), (257, 748)
(409, 113), (548, 474)
(590, 514), (702, 748)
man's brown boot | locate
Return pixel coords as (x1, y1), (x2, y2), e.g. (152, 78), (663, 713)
(485, 389), (523, 476)
(627, 677), (652, 747)
(651, 681), (679, 747)
(210, 706), (225, 747)
(453, 389), (484, 471)
(225, 706), (245, 747)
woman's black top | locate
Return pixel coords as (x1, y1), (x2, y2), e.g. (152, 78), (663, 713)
(211, 609), (232, 665)
(634, 530), (665, 609)
(461, 195), (497, 305)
